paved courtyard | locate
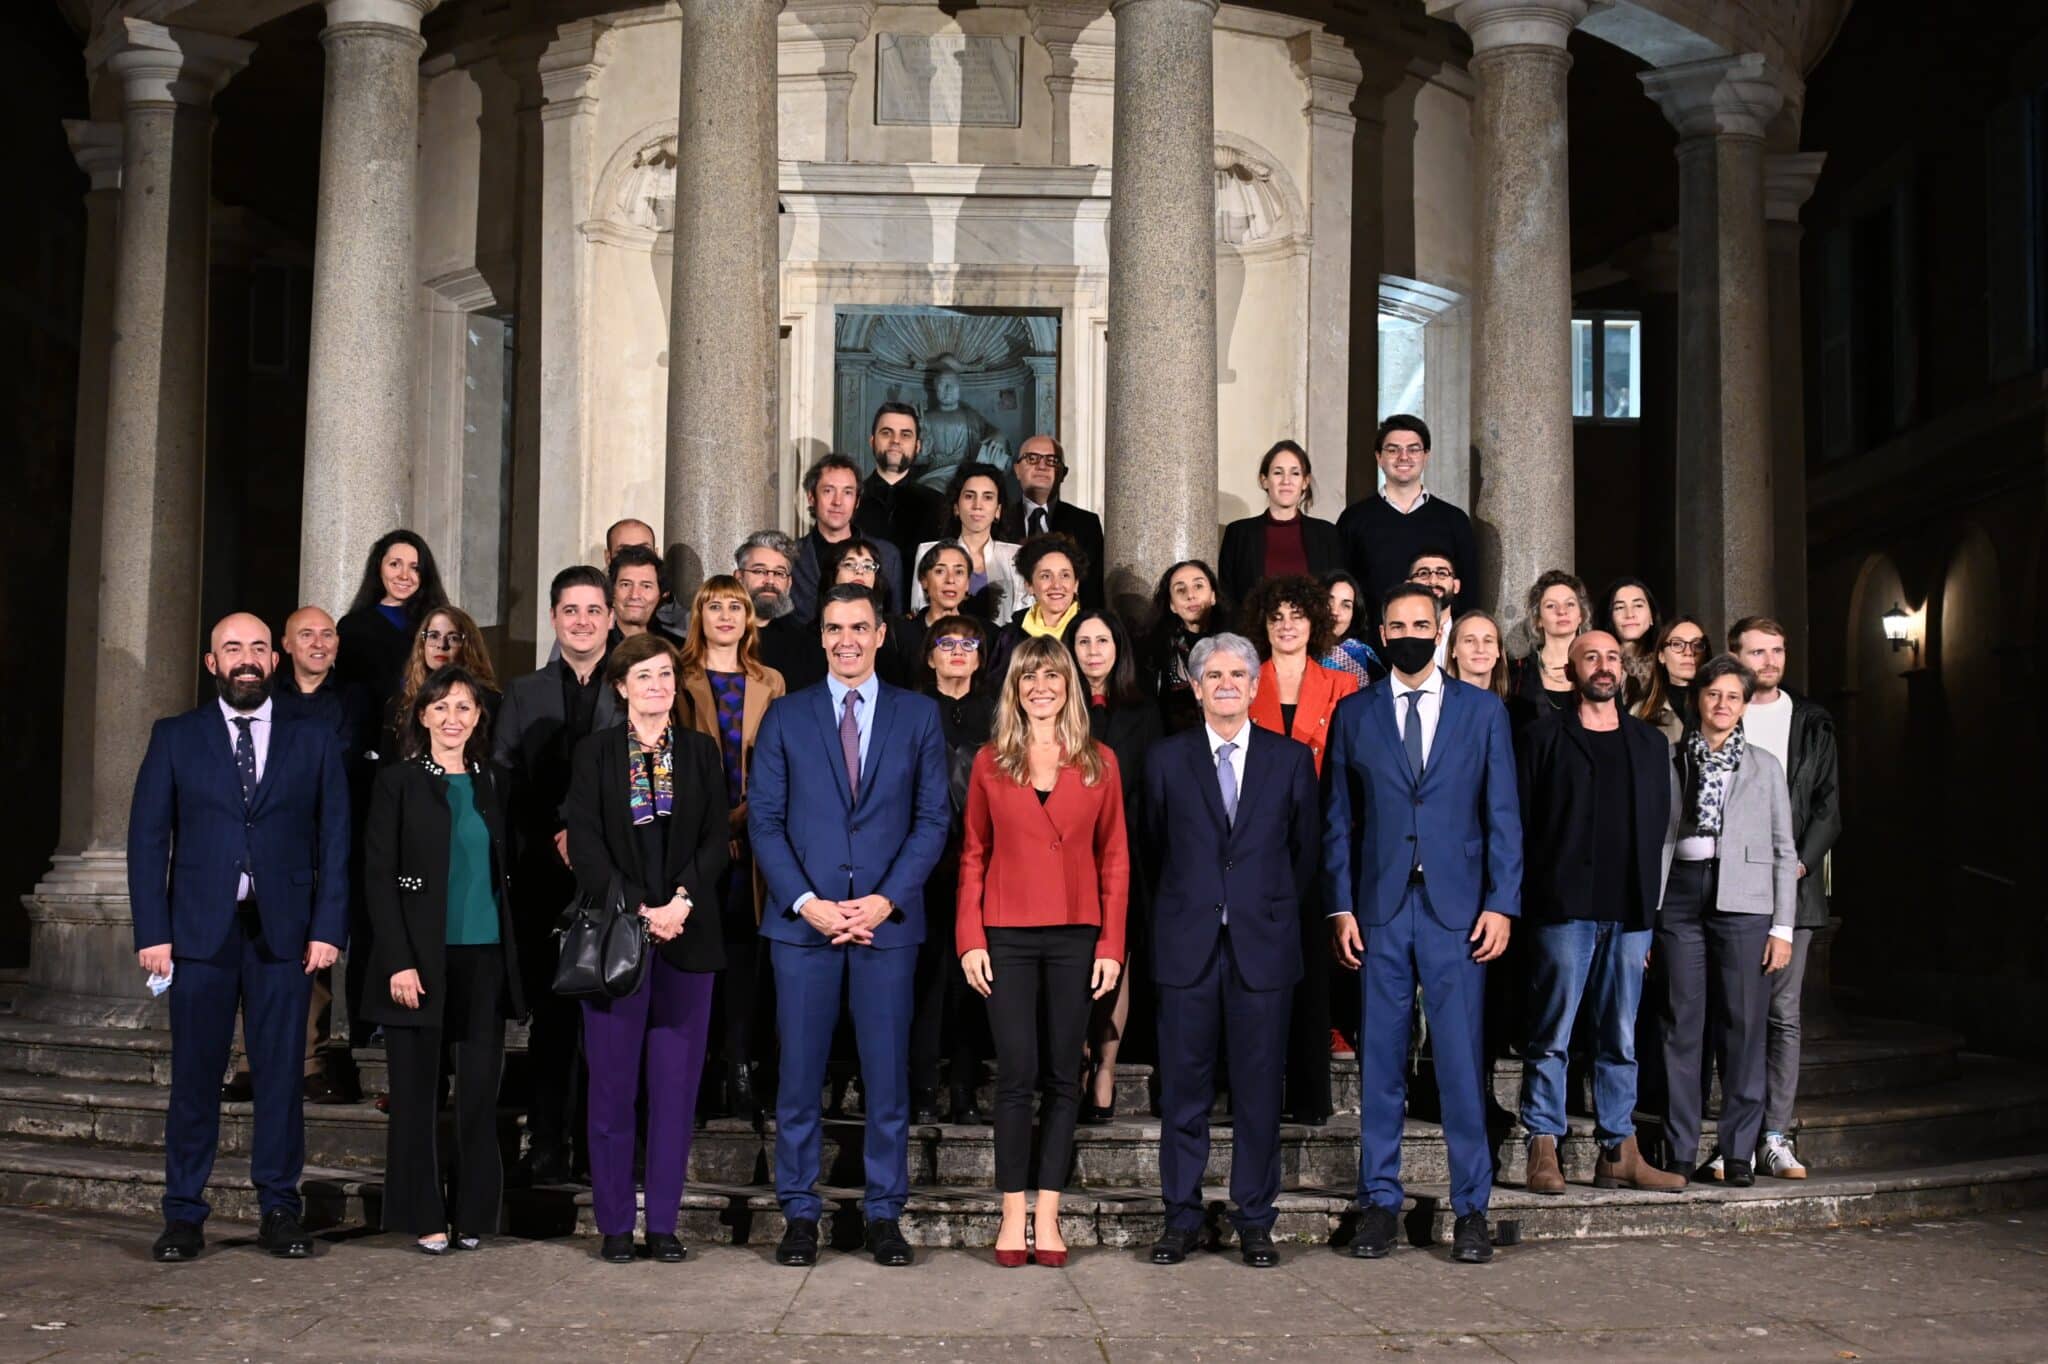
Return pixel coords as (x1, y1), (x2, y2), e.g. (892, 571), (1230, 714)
(0, 1204), (2040, 1362)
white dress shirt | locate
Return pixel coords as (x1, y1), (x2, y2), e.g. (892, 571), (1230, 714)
(219, 696), (273, 901)
(1387, 665), (1443, 768)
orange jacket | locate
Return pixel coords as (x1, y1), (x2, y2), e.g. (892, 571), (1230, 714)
(957, 745), (1130, 962)
(1247, 658), (1358, 774)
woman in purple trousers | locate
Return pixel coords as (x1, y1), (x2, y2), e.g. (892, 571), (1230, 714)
(563, 632), (730, 1264)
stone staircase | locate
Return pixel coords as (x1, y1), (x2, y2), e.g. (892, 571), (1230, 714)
(0, 972), (2043, 1249)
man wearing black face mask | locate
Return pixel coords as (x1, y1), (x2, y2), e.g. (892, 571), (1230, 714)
(1323, 585), (1522, 1266)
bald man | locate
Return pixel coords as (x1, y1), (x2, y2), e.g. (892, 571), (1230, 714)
(129, 612), (352, 1262)
(545, 517), (686, 662)
(1513, 629), (1684, 1195)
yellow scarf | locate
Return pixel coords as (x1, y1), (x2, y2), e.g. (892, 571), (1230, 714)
(1021, 600), (1079, 639)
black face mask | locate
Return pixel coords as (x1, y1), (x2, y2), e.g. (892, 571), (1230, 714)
(1382, 635), (1437, 677)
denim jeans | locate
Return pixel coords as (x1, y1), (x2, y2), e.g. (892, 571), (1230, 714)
(1519, 919), (1653, 1145)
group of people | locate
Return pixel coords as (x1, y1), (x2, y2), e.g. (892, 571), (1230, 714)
(127, 403), (1839, 1274)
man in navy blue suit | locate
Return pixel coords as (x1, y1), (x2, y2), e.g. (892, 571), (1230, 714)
(1324, 583), (1522, 1264)
(748, 583), (950, 1268)
(129, 613), (351, 1262)
(1143, 633), (1319, 1269)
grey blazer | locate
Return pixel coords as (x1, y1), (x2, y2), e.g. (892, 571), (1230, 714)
(1661, 742), (1798, 933)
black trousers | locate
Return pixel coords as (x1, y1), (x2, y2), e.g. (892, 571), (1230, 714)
(984, 925), (1097, 1194)
(382, 944), (508, 1237)
(1656, 860), (1771, 1169)
(912, 879), (983, 1098)
(1284, 894), (1332, 1120)
(714, 885), (768, 1067)
(516, 916), (584, 1165)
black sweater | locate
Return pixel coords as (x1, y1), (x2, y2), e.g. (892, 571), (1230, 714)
(1335, 494), (1479, 626)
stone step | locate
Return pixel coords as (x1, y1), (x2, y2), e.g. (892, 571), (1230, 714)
(0, 1135), (2039, 1249)
(0, 1055), (2040, 1189)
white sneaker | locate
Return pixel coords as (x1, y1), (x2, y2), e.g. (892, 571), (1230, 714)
(1758, 1132), (1808, 1179)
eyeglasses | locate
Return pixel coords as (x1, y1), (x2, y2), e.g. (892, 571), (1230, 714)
(1663, 638), (1709, 656)
(933, 636), (981, 654)
(422, 629), (466, 647)
(740, 565), (791, 583)
(839, 558), (880, 575)
(1016, 453), (1061, 468)
(1409, 566), (1456, 582)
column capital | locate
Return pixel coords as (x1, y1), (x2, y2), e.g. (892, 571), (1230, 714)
(323, 0), (439, 36)
(1640, 52), (1785, 142)
(63, 120), (123, 191)
(1764, 149), (1826, 223)
(779, 0), (874, 74)
(538, 18), (611, 121)
(1288, 30), (1363, 124)
(88, 19), (253, 110)
(1032, 0), (1115, 75)
(1425, 0), (1588, 55)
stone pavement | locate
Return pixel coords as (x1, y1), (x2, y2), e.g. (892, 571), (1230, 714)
(0, 1205), (2041, 1362)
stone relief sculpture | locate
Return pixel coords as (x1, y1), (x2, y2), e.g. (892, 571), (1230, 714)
(916, 356), (1012, 491)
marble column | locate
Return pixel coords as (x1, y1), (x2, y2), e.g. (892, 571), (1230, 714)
(25, 20), (250, 1026)
(1766, 150), (1825, 686)
(1642, 53), (1785, 636)
(666, 0), (782, 593)
(1427, 0), (1585, 622)
(298, 0), (439, 615)
(1102, 0), (1219, 615)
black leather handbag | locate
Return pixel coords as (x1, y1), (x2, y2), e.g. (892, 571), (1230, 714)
(551, 874), (649, 1000)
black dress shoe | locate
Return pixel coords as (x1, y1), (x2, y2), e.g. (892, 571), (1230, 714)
(257, 1208), (313, 1258)
(647, 1233), (687, 1263)
(1723, 1157), (1755, 1188)
(776, 1217), (820, 1266)
(1350, 1203), (1399, 1259)
(302, 1072), (345, 1104)
(864, 1217), (914, 1267)
(1238, 1226), (1279, 1268)
(1079, 1102), (1114, 1126)
(1150, 1224), (1202, 1265)
(911, 1088), (941, 1124)
(152, 1220), (204, 1263)
(949, 1091), (987, 1125)
(599, 1234), (636, 1264)
(220, 1073), (253, 1103)
(1450, 1212), (1493, 1265)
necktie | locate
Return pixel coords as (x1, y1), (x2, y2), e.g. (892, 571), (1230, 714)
(1402, 690), (1425, 779)
(839, 690), (863, 799)
(232, 716), (258, 805)
(1215, 740), (1238, 827)
(1029, 506), (1047, 538)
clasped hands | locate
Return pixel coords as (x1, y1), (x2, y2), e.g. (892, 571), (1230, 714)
(800, 894), (893, 946)
(639, 891), (694, 943)
(960, 949), (1121, 1001)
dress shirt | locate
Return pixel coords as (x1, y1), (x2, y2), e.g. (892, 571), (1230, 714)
(1387, 666), (1443, 768)
(1381, 486), (1434, 514)
(219, 696), (273, 901)
(792, 672), (881, 918)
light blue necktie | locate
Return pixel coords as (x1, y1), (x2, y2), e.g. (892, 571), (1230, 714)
(1216, 740), (1239, 826)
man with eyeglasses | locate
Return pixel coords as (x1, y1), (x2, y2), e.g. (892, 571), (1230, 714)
(791, 454), (905, 621)
(739, 530), (825, 690)
(1336, 415), (1479, 630)
(1406, 548), (1462, 671)
(997, 435), (1105, 608)
(856, 402), (945, 571)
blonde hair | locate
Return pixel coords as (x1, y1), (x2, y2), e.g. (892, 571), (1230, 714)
(989, 635), (1105, 788)
(1446, 609), (1509, 699)
(679, 575), (770, 681)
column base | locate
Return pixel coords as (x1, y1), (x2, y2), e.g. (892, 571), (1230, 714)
(18, 851), (167, 1029)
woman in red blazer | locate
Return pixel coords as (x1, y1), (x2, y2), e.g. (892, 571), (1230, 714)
(958, 635), (1129, 1268)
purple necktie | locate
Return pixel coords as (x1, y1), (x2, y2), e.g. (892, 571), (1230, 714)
(840, 690), (862, 799)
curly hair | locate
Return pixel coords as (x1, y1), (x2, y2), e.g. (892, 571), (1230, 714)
(1240, 574), (1335, 660)
(1016, 530), (1090, 587)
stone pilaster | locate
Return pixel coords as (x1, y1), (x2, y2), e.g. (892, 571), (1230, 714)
(1642, 52), (1785, 637)
(298, 0), (440, 615)
(1102, 0), (1219, 615)
(1289, 29), (1362, 503)
(778, 1), (872, 163)
(1031, 1), (1116, 167)
(1766, 149), (1824, 686)
(665, 0), (783, 593)
(25, 20), (250, 1026)
(1427, 0), (1587, 623)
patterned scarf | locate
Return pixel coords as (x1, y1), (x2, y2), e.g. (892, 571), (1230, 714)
(1684, 723), (1746, 836)
(628, 726), (675, 826)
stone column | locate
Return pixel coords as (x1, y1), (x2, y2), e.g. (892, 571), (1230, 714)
(1642, 53), (1785, 636)
(778, 1), (873, 163)
(1427, 0), (1585, 622)
(1102, 0), (1219, 614)
(25, 20), (250, 1026)
(55, 121), (122, 858)
(666, 0), (783, 593)
(1032, 1), (1117, 167)
(298, 0), (439, 615)
(1290, 30), (1363, 502)
(1766, 150), (1824, 686)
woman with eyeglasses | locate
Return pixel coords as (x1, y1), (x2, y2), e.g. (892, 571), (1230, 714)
(819, 535), (894, 620)
(913, 463), (1025, 622)
(882, 541), (974, 687)
(384, 605), (500, 762)
(1635, 615), (1708, 743)
(910, 613), (996, 1124)
(1216, 441), (1346, 607)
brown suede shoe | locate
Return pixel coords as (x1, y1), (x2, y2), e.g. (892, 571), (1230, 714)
(1594, 1134), (1688, 1192)
(1525, 1134), (1566, 1194)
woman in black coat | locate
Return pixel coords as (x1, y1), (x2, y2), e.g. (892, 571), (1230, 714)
(361, 665), (524, 1255)
(1215, 441), (1345, 606)
(562, 632), (730, 1265)
(336, 528), (451, 735)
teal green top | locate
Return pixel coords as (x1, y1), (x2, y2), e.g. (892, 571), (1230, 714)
(442, 775), (500, 946)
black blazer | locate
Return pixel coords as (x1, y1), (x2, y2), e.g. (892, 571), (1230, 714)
(1000, 498), (1107, 609)
(358, 758), (526, 1028)
(1515, 705), (1672, 932)
(493, 662), (622, 918)
(1216, 513), (1345, 606)
(336, 606), (417, 726)
(1142, 724), (1319, 991)
(1091, 699), (1163, 919)
(563, 725), (731, 973)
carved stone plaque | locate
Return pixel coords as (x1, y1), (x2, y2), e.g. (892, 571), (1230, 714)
(875, 33), (1022, 128)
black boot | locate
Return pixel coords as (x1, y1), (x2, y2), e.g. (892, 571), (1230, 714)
(730, 1059), (764, 1132)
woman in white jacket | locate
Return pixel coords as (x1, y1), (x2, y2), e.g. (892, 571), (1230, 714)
(913, 461), (1027, 622)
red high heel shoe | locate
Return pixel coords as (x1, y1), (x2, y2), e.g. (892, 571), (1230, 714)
(994, 1248), (1031, 1268)
(1033, 1247), (1068, 1268)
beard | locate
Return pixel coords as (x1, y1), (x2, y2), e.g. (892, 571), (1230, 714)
(751, 587), (793, 621)
(876, 449), (913, 474)
(1577, 673), (1621, 702)
(215, 666), (271, 711)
